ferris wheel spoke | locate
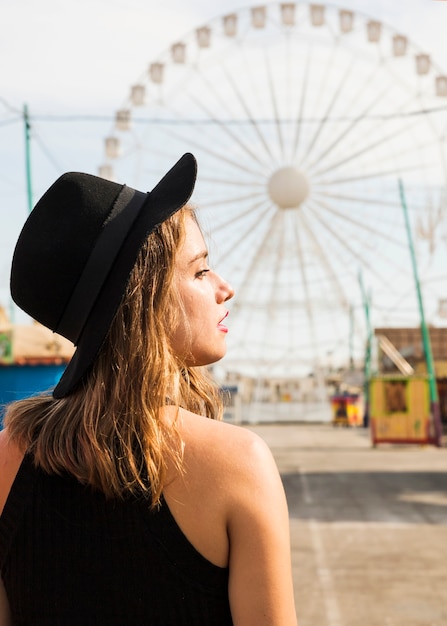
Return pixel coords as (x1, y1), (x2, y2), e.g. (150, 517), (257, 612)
(212, 202), (274, 268)
(311, 118), (422, 178)
(305, 83), (392, 174)
(264, 47), (286, 161)
(181, 91), (270, 167)
(208, 198), (272, 235)
(290, 43), (312, 163)
(433, 110), (447, 156)
(309, 195), (407, 246)
(307, 199), (410, 286)
(298, 211), (351, 311)
(204, 200), (272, 259)
(292, 216), (319, 352)
(312, 84), (444, 179)
(198, 175), (265, 188)
(313, 189), (401, 210)
(221, 66), (276, 162)
(228, 211), (285, 343)
(299, 42), (354, 167)
(257, 230), (303, 364)
(305, 69), (434, 175)
(231, 208), (282, 300)
(202, 190), (266, 207)
(319, 161), (435, 186)
(268, 212), (287, 315)
(151, 123), (267, 178)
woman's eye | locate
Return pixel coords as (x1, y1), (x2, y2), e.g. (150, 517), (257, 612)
(195, 269), (210, 278)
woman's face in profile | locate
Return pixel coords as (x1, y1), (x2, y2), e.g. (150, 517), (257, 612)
(169, 215), (234, 366)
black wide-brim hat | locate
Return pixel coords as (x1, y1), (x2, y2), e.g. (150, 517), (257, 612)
(11, 153), (197, 398)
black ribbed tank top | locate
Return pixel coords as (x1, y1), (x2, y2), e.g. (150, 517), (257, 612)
(0, 454), (233, 625)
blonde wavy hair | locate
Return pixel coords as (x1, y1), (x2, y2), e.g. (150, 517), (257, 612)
(4, 206), (223, 507)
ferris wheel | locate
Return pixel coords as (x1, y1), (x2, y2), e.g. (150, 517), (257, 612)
(98, 2), (447, 380)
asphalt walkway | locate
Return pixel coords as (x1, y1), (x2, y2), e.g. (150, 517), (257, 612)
(246, 423), (447, 626)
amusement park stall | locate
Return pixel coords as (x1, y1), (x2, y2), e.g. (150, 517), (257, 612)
(369, 327), (447, 446)
(0, 309), (74, 425)
(369, 376), (434, 445)
(331, 393), (363, 427)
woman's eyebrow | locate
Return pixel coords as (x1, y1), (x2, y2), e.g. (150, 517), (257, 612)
(188, 250), (208, 265)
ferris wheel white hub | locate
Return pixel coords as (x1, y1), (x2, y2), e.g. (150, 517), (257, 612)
(267, 166), (310, 209)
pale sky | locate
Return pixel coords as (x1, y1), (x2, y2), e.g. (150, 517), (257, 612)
(1, 0), (446, 332)
(1, 0), (444, 111)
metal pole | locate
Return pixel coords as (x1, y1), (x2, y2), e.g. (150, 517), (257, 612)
(23, 103), (33, 213)
(349, 304), (354, 370)
(359, 270), (372, 427)
(398, 179), (442, 446)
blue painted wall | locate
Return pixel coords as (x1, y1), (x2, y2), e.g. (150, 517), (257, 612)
(0, 365), (65, 427)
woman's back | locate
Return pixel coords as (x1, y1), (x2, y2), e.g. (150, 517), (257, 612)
(0, 431), (232, 625)
(0, 409), (297, 625)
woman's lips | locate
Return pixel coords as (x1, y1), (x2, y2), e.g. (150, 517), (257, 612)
(218, 311), (229, 333)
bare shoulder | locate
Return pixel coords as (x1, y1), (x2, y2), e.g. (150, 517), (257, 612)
(0, 427), (24, 463)
(174, 407), (282, 500)
(0, 428), (25, 516)
(177, 408), (274, 467)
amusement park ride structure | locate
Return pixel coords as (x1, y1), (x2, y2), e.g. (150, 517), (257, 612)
(2, 2), (447, 439)
(96, 1), (447, 384)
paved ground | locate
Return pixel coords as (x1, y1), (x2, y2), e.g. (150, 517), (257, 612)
(245, 423), (447, 626)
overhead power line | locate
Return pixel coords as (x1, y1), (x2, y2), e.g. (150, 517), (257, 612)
(16, 102), (447, 125)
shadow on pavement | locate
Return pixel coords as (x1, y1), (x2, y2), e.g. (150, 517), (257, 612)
(282, 471), (447, 524)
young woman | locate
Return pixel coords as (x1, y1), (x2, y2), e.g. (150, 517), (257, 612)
(0, 154), (297, 625)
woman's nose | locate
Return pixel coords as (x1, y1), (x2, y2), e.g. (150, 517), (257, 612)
(216, 274), (234, 302)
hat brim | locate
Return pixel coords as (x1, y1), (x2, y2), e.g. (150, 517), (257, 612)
(53, 153), (197, 398)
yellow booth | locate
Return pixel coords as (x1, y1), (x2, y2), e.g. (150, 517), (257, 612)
(369, 376), (435, 446)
